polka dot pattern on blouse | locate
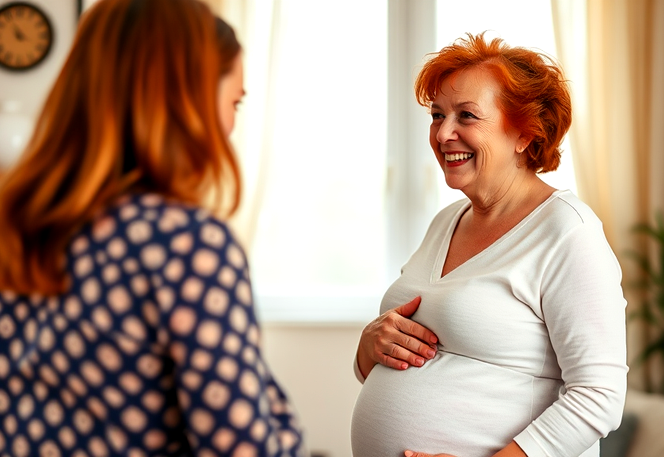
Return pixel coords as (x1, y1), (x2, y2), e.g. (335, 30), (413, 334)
(0, 194), (305, 457)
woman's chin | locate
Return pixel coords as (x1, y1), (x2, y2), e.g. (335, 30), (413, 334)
(443, 175), (470, 191)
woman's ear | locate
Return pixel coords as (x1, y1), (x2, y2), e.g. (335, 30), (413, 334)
(516, 135), (532, 154)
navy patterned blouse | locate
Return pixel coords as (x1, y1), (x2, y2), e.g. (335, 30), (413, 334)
(0, 193), (305, 457)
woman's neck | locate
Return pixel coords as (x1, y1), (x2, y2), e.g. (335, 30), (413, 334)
(465, 173), (556, 224)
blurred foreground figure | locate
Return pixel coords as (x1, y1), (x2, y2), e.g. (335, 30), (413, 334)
(0, 0), (306, 455)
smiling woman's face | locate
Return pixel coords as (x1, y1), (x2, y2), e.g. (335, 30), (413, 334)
(218, 53), (245, 138)
(428, 66), (529, 198)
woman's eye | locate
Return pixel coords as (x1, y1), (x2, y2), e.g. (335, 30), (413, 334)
(431, 112), (444, 120)
(460, 111), (477, 119)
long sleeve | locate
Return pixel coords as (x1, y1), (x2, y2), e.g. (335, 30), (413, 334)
(514, 213), (628, 456)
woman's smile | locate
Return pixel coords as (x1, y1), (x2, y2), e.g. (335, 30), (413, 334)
(444, 152), (475, 166)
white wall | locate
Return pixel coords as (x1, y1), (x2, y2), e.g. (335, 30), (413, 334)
(262, 324), (365, 457)
(0, 0), (77, 167)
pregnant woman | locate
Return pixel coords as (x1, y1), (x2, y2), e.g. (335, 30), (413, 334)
(351, 33), (627, 457)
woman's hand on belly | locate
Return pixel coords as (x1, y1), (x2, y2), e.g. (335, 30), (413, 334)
(356, 296), (439, 378)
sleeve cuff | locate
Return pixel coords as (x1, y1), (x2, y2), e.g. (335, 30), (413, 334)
(513, 429), (546, 457)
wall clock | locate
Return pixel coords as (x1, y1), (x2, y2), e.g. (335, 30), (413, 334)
(0, 2), (53, 71)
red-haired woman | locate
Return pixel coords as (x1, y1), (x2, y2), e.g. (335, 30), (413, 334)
(351, 33), (627, 457)
(0, 0), (305, 455)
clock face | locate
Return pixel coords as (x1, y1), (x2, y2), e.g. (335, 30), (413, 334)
(0, 2), (53, 71)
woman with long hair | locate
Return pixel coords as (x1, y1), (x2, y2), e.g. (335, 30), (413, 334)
(0, 0), (305, 455)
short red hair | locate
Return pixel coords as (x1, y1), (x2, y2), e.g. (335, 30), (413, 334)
(415, 32), (572, 173)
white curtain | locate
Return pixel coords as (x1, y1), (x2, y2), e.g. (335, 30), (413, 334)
(204, 0), (282, 255)
(551, 0), (664, 392)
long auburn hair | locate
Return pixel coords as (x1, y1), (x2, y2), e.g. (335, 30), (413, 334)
(415, 32), (572, 173)
(0, 0), (242, 295)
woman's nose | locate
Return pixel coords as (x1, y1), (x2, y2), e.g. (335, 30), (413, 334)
(436, 118), (458, 143)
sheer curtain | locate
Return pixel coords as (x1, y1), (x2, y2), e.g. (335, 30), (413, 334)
(204, 0), (281, 254)
(551, 0), (664, 391)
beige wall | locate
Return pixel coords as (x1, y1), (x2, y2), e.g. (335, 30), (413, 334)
(0, 0), (77, 168)
(262, 324), (365, 457)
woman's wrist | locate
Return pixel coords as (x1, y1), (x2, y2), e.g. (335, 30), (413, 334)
(356, 346), (375, 379)
(492, 441), (527, 457)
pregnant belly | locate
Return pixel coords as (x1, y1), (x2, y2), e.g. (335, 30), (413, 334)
(351, 352), (555, 457)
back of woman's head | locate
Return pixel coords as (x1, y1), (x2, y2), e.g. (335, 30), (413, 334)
(0, 0), (242, 294)
(415, 32), (572, 173)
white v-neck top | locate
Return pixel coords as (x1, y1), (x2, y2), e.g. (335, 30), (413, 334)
(351, 190), (628, 457)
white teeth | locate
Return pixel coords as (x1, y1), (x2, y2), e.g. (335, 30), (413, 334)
(445, 152), (474, 162)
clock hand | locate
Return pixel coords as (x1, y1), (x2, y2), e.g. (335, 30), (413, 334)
(14, 26), (26, 41)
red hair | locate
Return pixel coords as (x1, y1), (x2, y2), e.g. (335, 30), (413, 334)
(0, 0), (241, 294)
(415, 32), (572, 173)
